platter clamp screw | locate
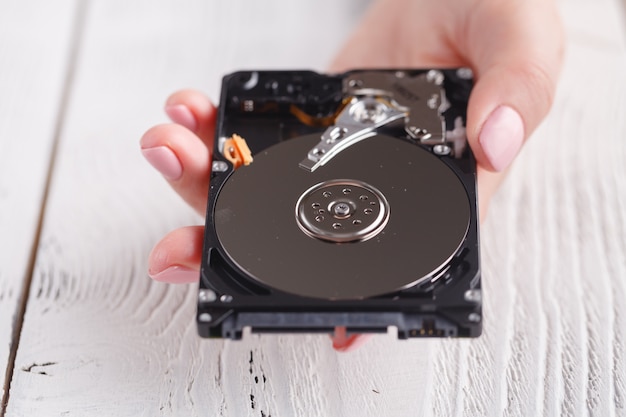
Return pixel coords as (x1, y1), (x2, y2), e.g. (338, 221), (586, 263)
(198, 289), (217, 303)
(334, 203), (351, 216)
(296, 179), (389, 243)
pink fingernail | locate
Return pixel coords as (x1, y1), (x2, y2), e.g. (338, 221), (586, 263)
(141, 146), (183, 181)
(478, 105), (524, 172)
(149, 266), (198, 284)
(165, 104), (198, 132)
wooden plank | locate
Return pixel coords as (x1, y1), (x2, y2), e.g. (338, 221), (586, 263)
(2, 1), (365, 416)
(0, 0), (77, 406)
(5, 0), (626, 416)
(470, 2), (626, 415)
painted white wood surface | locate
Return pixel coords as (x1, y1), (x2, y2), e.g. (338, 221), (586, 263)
(3, 0), (626, 416)
(0, 0), (77, 403)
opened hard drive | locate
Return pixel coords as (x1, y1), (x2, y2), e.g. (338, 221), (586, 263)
(197, 69), (481, 339)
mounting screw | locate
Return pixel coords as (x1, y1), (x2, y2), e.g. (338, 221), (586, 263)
(198, 313), (212, 322)
(198, 289), (217, 303)
(464, 289), (482, 303)
(243, 100), (254, 112)
(408, 125), (429, 139)
(220, 294), (233, 303)
(426, 70), (444, 85)
(456, 68), (473, 80)
(427, 94), (440, 110)
(433, 144), (452, 156)
(468, 313), (481, 323)
(212, 161), (228, 172)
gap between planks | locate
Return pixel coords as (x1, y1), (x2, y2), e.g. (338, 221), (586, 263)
(0, 2), (89, 415)
(620, 0), (626, 39)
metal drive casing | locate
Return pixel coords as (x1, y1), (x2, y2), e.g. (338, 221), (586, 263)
(198, 69), (481, 340)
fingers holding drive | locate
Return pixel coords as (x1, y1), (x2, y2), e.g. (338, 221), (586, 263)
(463, 0), (565, 173)
(140, 123), (211, 215)
(148, 226), (204, 283)
(165, 89), (217, 145)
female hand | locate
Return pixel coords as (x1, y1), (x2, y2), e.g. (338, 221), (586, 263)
(141, 0), (564, 351)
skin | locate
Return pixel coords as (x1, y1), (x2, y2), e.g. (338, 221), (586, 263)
(140, 0), (564, 351)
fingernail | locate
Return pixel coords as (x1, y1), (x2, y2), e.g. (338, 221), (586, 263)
(149, 266), (198, 284)
(331, 327), (372, 352)
(333, 334), (372, 352)
(141, 146), (183, 181)
(165, 104), (198, 132)
(479, 105), (524, 172)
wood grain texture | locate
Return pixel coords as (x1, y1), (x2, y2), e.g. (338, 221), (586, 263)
(4, 0), (626, 416)
(0, 0), (77, 403)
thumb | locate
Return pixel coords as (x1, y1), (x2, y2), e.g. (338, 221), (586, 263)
(464, 1), (564, 172)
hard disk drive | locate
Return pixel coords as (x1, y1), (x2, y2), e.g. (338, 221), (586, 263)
(197, 69), (481, 339)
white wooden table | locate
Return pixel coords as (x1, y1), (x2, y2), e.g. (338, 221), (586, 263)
(1, 1), (625, 416)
